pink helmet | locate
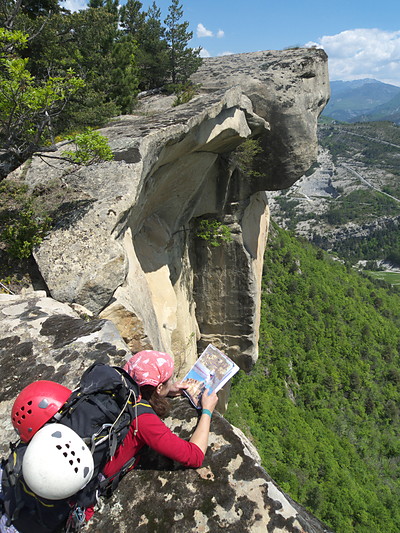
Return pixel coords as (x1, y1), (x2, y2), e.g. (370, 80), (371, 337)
(11, 380), (71, 442)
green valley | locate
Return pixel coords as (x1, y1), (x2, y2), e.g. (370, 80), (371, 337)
(226, 223), (400, 533)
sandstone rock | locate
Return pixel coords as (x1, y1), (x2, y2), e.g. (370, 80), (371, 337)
(9, 48), (328, 375)
(99, 301), (152, 353)
(191, 48), (330, 190)
(88, 400), (333, 533)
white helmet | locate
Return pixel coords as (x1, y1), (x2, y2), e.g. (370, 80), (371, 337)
(22, 424), (94, 500)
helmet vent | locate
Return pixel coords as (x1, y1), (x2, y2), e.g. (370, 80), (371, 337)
(22, 423), (94, 499)
(12, 382), (72, 443)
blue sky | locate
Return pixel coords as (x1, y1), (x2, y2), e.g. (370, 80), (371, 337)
(62, 0), (400, 86)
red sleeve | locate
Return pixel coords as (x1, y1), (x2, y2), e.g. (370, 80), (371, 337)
(136, 413), (205, 468)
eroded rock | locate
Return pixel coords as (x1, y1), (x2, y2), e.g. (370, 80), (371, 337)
(7, 48), (329, 376)
(88, 400), (333, 533)
(0, 291), (130, 455)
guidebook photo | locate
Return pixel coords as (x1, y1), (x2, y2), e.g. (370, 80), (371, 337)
(181, 344), (240, 409)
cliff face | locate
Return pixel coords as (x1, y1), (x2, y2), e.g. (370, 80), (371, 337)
(7, 48), (329, 375)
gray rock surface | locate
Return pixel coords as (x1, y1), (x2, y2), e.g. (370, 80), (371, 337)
(0, 291), (130, 455)
(89, 399), (333, 533)
(6, 47), (329, 380)
(0, 292), (333, 533)
(191, 49), (329, 190)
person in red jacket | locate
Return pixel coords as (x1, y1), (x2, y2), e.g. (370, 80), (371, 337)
(104, 349), (218, 476)
(84, 350), (218, 521)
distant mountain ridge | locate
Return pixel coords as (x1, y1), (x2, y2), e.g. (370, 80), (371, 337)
(322, 79), (400, 123)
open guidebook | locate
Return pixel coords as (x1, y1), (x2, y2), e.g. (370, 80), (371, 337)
(181, 343), (240, 409)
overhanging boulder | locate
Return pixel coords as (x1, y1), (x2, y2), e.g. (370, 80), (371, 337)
(7, 48), (329, 375)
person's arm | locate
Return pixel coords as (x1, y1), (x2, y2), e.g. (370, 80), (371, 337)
(189, 389), (218, 454)
(136, 413), (205, 467)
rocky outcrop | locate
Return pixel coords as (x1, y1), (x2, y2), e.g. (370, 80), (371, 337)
(191, 49), (329, 190)
(4, 48), (329, 376)
(0, 292), (333, 533)
(0, 291), (130, 455)
(0, 49), (333, 533)
(90, 399), (333, 533)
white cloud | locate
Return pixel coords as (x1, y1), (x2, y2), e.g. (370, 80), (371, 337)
(197, 23), (213, 38)
(200, 48), (211, 58)
(60, 0), (87, 11)
(306, 28), (400, 86)
(197, 23), (225, 41)
(219, 51), (234, 56)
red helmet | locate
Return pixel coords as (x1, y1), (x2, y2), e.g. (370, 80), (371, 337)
(11, 380), (71, 442)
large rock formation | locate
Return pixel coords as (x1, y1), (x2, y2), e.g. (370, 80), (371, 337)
(6, 48), (329, 376)
(0, 292), (333, 533)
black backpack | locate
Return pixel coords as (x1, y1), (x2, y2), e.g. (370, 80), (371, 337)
(0, 363), (154, 533)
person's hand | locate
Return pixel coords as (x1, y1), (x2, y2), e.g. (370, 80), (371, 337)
(201, 389), (218, 412)
(167, 380), (188, 397)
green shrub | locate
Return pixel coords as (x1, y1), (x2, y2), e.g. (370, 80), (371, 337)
(233, 138), (263, 178)
(171, 82), (199, 106)
(0, 182), (52, 260)
(61, 129), (114, 166)
(196, 219), (233, 247)
(2, 207), (51, 259)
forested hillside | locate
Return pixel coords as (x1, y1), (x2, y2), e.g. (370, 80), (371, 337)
(226, 222), (400, 532)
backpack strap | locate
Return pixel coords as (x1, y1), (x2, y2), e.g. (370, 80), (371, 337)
(134, 400), (155, 415)
(97, 399), (155, 496)
(131, 399), (155, 435)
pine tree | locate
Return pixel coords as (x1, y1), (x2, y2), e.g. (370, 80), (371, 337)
(137, 1), (169, 89)
(88, 0), (119, 15)
(164, 0), (201, 85)
(109, 37), (139, 112)
(119, 0), (146, 38)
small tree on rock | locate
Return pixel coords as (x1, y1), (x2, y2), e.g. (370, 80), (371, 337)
(0, 28), (84, 175)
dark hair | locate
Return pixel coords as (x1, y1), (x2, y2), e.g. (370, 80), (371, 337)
(140, 384), (170, 418)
